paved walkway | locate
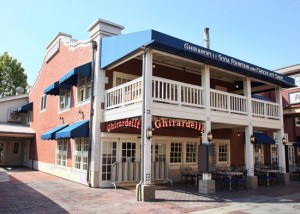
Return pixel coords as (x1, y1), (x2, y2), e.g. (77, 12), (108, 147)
(0, 167), (300, 213)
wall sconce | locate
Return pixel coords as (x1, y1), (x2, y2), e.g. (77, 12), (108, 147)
(78, 109), (84, 119)
(59, 116), (64, 124)
(146, 128), (153, 139)
(237, 129), (240, 137)
(282, 137), (287, 145)
(207, 131), (213, 142)
(250, 134), (255, 143)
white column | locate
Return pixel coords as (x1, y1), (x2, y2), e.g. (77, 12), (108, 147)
(276, 87), (286, 172)
(201, 65), (211, 144)
(142, 49), (153, 185)
(244, 78), (254, 176)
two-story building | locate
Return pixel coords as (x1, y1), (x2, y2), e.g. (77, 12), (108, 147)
(0, 88), (34, 167)
(27, 19), (295, 198)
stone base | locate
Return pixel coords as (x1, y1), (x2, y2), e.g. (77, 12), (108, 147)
(198, 179), (215, 194)
(246, 176), (258, 189)
(139, 184), (155, 201)
(282, 173), (290, 185)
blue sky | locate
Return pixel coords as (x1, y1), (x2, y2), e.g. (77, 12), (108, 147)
(0, 0), (299, 86)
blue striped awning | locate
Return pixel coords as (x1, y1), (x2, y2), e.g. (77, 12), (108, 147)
(17, 102), (33, 113)
(44, 81), (60, 95)
(41, 125), (68, 140)
(253, 132), (275, 144)
(59, 62), (91, 88)
(55, 120), (89, 139)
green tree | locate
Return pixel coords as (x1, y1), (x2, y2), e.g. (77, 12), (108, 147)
(0, 52), (27, 97)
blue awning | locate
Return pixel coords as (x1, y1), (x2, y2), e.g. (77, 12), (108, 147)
(253, 132), (275, 144)
(294, 142), (300, 147)
(101, 30), (295, 88)
(56, 120), (89, 139)
(44, 81), (60, 95)
(59, 62), (91, 88)
(17, 102), (33, 113)
(251, 94), (272, 102)
(41, 124), (68, 140)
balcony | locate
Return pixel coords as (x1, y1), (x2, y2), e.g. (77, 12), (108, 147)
(104, 76), (280, 125)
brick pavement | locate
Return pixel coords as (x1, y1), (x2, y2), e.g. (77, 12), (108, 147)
(0, 167), (300, 214)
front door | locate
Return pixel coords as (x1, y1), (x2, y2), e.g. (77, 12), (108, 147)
(0, 141), (5, 166)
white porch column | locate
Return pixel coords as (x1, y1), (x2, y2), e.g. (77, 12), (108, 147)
(202, 65), (211, 144)
(244, 77), (254, 176)
(276, 87), (286, 173)
(142, 49), (153, 185)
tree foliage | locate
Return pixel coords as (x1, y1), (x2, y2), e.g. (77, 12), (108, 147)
(0, 52), (27, 97)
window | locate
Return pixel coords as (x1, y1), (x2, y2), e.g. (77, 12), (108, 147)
(155, 143), (166, 162)
(40, 94), (47, 111)
(73, 138), (88, 170)
(59, 89), (71, 110)
(186, 142), (197, 163)
(56, 140), (68, 166)
(214, 140), (230, 165)
(12, 141), (20, 155)
(26, 110), (33, 124)
(122, 142), (136, 162)
(113, 71), (138, 87)
(102, 141), (117, 181)
(77, 75), (91, 103)
(270, 145), (278, 164)
(254, 144), (264, 165)
(293, 76), (300, 87)
(296, 117), (300, 127)
(170, 142), (182, 163)
(288, 146), (295, 165)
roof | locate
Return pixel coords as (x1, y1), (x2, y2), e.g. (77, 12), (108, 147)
(0, 123), (35, 137)
(101, 30), (295, 88)
(0, 94), (28, 103)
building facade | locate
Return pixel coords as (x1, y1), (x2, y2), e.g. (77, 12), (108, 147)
(26, 19), (295, 189)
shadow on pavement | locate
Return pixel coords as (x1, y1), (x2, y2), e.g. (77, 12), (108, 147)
(0, 168), (68, 214)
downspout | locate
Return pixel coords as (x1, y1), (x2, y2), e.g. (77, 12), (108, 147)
(136, 47), (149, 201)
(87, 40), (98, 187)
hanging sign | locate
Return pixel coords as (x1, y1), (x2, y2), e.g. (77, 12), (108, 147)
(154, 118), (204, 132)
(107, 118), (141, 132)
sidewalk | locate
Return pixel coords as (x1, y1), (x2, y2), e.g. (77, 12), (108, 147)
(0, 167), (300, 213)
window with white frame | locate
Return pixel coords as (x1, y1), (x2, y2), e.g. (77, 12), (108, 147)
(40, 94), (47, 111)
(170, 142), (182, 163)
(288, 146), (295, 165)
(155, 143), (166, 162)
(56, 140), (68, 166)
(73, 138), (88, 170)
(102, 141), (117, 181)
(296, 117), (300, 127)
(122, 142), (136, 162)
(270, 145), (278, 164)
(59, 89), (71, 110)
(214, 140), (230, 165)
(186, 142), (197, 163)
(77, 75), (91, 103)
(26, 110), (33, 124)
(254, 144), (264, 165)
(113, 71), (138, 87)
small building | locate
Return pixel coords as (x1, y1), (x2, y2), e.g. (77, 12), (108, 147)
(27, 19), (295, 191)
(0, 91), (35, 167)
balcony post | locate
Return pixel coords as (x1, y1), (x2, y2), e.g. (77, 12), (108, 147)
(137, 49), (155, 201)
(276, 87), (286, 173)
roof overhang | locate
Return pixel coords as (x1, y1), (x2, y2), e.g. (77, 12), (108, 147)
(0, 123), (35, 138)
(101, 30), (295, 88)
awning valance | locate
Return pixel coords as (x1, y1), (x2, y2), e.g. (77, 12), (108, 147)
(41, 125), (68, 140)
(44, 81), (60, 96)
(17, 102), (33, 113)
(59, 62), (91, 88)
(56, 120), (89, 139)
(253, 132), (275, 144)
(251, 94), (272, 102)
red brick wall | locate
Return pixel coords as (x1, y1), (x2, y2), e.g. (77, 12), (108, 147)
(29, 42), (92, 165)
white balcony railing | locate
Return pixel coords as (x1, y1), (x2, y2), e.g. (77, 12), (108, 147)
(105, 76), (280, 120)
(105, 77), (142, 110)
(152, 76), (204, 108)
(210, 89), (247, 115)
(252, 98), (279, 119)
